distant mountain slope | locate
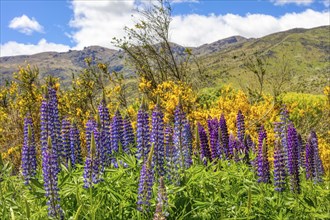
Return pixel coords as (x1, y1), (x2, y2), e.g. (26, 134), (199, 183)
(1, 26), (329, 92)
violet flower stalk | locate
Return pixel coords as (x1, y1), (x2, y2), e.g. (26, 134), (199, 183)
(83, 131), (101, 188)
(164, 125), (175, 182)
(48, 87), (62, 165)
(274, 140), (286, 191)
(306, 131), (324, 182)
(236, 110), (246, 151)
(305, 137), (314, 181)
(42, 137), (63, 219)
(219, 114), (229, 159)
(70, 122), (82, 167)
(137, 145), (155, 212)
(153, 176), (168, 220)
(61, 118), (71, 166)
(123, 115), (135, 153)
(287, 124), (300, 193)
(111, 110), (124, 153)
(98, 100), (111, 167)
(198, 123), (211, 165)
(173, 101), (192, 169)
(151, 104), (165, 176)
(228, 133), (237, 160)
(22, 116), (37, 185)
(208, 117), (219, 160)
(257, 126), (270, 183)
(182, 122), (193, 168)
(137, 99), (150, 161)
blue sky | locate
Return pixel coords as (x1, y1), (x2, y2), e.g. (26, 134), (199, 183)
(0, 0), (329, 56)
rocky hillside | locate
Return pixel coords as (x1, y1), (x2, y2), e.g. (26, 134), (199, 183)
(1, 26), (329, 92)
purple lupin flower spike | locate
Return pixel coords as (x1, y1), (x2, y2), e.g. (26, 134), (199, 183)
(274, 140), (286, 191)
(182, 122), (193, 168)
(198, 123), (211, 165)
(309, 131), (324, 182)
(123, 115), (135, 153)
(111, 110), (124, 154)
(42, 137), (64, 219)
(98, 100), (111, 166)
(287, 124), (300, 193)
(61, 118), (71, 166)
(305, 136), (314, 181)
(151, 104), (165, 176)
(137, 99), (151, 161)
(173, 100), (192, 169)
(208, 117), (219, 160)
(228, 133), (237, 160)
(70, 122), (82, 167)
(137, 145), (155, 212)
(219, 114), (229, 159)
(164, 125), (175, 182)
(153, 176), (168, 220)
(22, 116), (37, 185)
(236, 110), (245, 149)
(83, 129), (101, 188)
(48, 87), (62, 166)
(257, 126), (270, 183)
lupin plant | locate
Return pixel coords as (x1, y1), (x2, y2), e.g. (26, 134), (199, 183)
(21, 116), (37, 185)
(48, 86), (62, 165)
(274, 139), (286, 191)
(208, 117), (219, 160)
(164, 125), (176, 182)
(182, 122), (193, 168)
(42, 137), (63, 219)
(137, 98), (151, 161)
(151, 100), (165, 176)
(173, 98), (192, 169)
(98, 99), (111, 166)
(61, 118), (71, 166)
(257, 126), (270, 183)
(153, 176), (168, 220)
(306, 131), (324, 182)
(137, 145), (155, 212)
(236, 110), (245, 150)
(198, 122), (211, 165)
(123, 115), (135, 153)
(83, 131), (101, 188)
(70, 122), (82, 167)
(287, 124), (300, 193)
(219, 114), (229, 158)
(40, 85), (62, 173)
(228, 133), (237, 160)
(111, 109), (124, 154)
(305, 136), (314, 181)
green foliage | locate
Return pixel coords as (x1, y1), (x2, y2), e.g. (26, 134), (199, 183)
(1, 155), (329, 219)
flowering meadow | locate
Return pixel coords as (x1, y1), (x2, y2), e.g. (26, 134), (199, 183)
(0, 65), (330, 220)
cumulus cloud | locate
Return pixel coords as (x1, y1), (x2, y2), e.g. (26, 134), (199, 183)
(0, 39), (70, 57)
(68, 0), (329, 49)
(68, 1), (136, 50)
(271, 0), (315, 5)
(2, 1), (329, 57)
(170, 9), (330, 47)
(9, 14), (44, 35)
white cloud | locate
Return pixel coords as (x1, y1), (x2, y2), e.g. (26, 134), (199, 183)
(170, 9), (330, 47)
(271, 0), (315, 5)
(0, 39), (70, 57)
(2, 1), (329, 57)
(9, 14), (44, 35)
(69, 0), (329, 50)
(68, 0), (136, 50)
